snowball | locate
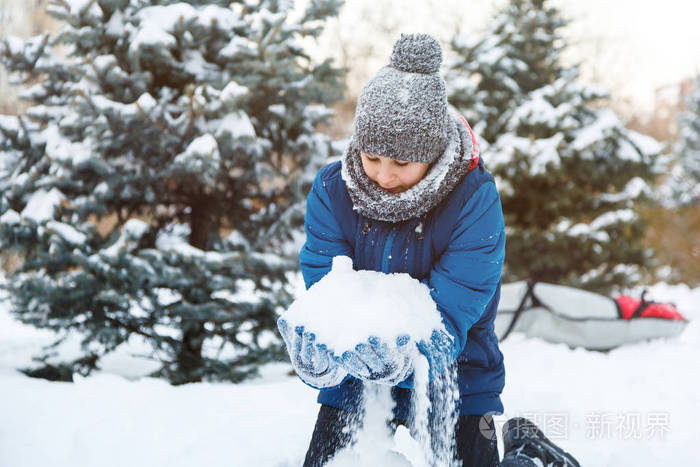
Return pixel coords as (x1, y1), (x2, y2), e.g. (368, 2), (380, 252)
(280, 256), (445, 354)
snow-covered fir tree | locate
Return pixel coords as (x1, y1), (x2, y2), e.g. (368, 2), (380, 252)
(0, 0), (344, 384)
(447, 0), (663, 293)
(663, 74), (700, 206)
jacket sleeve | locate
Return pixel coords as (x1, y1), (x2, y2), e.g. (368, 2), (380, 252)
(299, 170), (353, 290)
(425, 181), (505, 357)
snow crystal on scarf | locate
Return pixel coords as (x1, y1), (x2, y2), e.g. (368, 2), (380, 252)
(341, 114), (477, 223)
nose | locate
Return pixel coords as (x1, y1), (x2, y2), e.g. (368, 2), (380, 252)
(376, 165), (394, 186)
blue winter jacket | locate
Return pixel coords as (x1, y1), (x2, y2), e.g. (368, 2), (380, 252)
(299, 156), (506, 419)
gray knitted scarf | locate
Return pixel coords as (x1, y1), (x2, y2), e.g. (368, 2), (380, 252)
(341, 114), (478, 223)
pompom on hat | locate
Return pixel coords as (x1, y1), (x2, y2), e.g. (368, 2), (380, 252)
(351, 33), (451, 164)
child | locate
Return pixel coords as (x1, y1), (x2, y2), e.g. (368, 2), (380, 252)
(279, 33), (579, 467)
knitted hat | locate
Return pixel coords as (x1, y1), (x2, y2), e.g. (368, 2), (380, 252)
(351, 33), (450, 163)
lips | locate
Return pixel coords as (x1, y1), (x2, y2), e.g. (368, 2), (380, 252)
(382, 186), (401, 193)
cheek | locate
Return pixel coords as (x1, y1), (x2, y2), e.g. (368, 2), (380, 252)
(361, 160), (376, 181)
(400, 168), (425, 186)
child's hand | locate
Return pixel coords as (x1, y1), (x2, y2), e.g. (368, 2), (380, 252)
(339, 335), (414, 386)
(277, 318), (348, 389)
(417, 329), (456, 379)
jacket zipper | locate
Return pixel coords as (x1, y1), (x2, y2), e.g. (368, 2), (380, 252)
(415, 219), (424, 277)
(381, 227), (397, 273)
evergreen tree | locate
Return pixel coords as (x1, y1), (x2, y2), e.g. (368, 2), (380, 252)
(664, 74), (700, 206)
(447, 0), (662, 293)
(0, 0), (344, 384)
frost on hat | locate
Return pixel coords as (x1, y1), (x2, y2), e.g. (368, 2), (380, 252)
(389, 33), (443, 74)
(352, 33), (450, 164)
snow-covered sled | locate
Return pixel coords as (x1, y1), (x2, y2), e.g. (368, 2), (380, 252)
(495, 281), (688, 350)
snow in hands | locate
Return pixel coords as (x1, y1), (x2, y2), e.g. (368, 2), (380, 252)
(279, 257), (440, 464)
(278, 256), (450, 387)
(278, 256), (460, 466)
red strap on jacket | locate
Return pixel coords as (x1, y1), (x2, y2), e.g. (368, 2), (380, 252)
(457, 114), (480, 171)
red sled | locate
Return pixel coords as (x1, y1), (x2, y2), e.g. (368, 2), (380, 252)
(615, 291), (687, 321)
(496, 281), (689, 350)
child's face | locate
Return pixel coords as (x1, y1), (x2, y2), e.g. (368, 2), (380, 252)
(360, 152), (430, 194)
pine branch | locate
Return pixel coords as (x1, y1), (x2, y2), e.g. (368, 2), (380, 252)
(29, 34), (50, 70)
(78, 0), (98, 17)
(135, 97), (170, 134)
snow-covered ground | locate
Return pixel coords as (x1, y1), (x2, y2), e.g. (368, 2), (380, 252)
(0, 281), (698, 467)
